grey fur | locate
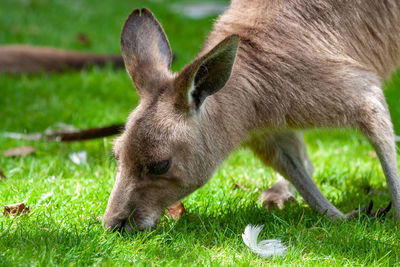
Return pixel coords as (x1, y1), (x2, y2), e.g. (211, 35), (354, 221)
(103, 1), (400, 231)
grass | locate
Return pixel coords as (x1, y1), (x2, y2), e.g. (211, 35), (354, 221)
(1, 0), (400, 265)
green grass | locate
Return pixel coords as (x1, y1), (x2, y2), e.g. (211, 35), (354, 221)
(1, 0), (400, 265)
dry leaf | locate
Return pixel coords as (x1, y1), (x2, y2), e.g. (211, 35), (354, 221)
(3, 203), (30, 217)
(368, 151), (377, 158)
(0, 169), (5, 179)
(3, 146), (35, 157)
(235, 183), (249, 191)
(166, 201), (186, 221)
(76, 33), (91, 45)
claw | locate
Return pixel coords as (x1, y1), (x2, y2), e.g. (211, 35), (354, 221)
(347, 199), (373, 220)
(374, 202), (392, 218)
(347, 199), (392, 220)
(365, 199), (374, 216)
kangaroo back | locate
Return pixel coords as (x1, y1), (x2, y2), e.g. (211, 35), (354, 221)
(206, 0), (400, 78)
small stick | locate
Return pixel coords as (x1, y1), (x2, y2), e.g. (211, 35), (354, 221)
(0, 45), (124, 74)
(46, 124), (125, 142)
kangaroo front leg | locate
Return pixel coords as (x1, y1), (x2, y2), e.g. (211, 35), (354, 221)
(250, 132), (344, 219)
(257, 133), (314, 209)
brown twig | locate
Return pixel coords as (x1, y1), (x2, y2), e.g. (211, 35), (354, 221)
(46, 123), (125, 142)
(0, 45), (125, 74)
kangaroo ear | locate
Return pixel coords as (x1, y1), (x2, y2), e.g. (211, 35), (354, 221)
(175, 35), (239, 111)
(121, 8), (172, 91)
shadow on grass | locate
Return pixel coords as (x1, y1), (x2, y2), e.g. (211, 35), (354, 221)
(1, 197), (399, 265)
(158, 201), (399, 264)
(333, 176), (391, 212)
(0, 178), (397, 265)
(0, 216), (117, 265)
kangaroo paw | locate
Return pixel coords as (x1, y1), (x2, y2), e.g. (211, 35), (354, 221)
(346, 199), (392, 220)
(259, 184), (295, 210)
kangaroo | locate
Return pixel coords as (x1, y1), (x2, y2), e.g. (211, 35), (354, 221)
(103, 0), (400, 232)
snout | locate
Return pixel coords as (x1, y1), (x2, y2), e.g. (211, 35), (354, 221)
(103, 213), (159, 233)
(103, 171), (164, 232)
(103, 203), (161, 232)
(102, 218), (136, 233)
(103, 218), (126, 232)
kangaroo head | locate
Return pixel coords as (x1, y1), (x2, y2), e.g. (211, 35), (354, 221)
(102, 8), (239, 232)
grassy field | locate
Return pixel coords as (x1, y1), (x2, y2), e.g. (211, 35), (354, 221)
(1, 0), (400, 265)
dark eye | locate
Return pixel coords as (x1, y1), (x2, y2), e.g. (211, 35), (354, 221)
(112, 152), (119, 161)
(147, 159), (171, 175)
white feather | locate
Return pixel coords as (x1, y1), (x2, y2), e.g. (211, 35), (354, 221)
(242, 224), (287, 257)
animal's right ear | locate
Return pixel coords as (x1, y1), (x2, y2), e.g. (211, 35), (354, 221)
(121, 8), (172, 92)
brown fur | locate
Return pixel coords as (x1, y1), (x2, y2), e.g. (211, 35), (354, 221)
(0, 45), (124, 74)
(103, 1), (400, 231)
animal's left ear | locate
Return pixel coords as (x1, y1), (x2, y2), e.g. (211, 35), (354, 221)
(175, 35), (239, 111)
